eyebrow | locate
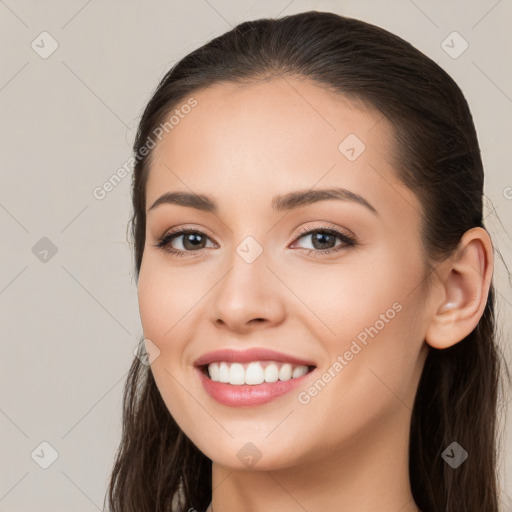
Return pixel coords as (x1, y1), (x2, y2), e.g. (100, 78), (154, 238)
(147, 187), (378, 215)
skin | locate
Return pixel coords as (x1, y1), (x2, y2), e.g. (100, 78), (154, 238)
(136, 76), (493, 512)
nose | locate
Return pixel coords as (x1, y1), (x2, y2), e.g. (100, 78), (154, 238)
(211, 248), (286, 333)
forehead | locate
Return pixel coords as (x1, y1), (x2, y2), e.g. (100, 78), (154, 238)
(146, 77), (419, 220)
(151, 77), (387, 169)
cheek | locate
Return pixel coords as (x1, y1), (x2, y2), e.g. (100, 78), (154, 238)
(293, 296), (422, 452)
(136, 256), (204, 413)
(284, 247), (424, 388)
(278, 251), (413, 341)
(137, 253), (208, 341)
(301, 263), (425, 424)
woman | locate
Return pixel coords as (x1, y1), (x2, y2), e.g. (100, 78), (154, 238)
(105, 11), (510, 512)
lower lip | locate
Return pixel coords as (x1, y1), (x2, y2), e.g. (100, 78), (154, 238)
(195, 366), (315, 406)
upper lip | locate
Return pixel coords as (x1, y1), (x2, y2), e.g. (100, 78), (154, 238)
(193, 347), (316, 367)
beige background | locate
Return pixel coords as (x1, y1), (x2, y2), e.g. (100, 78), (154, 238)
(0, 0), (511, 510)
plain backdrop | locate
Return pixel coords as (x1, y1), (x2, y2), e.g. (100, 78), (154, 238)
(0, 1), (511, 510)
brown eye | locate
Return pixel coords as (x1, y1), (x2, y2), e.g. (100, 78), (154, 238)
(155, 229), (216, 255)
(178, 232), (208, 250)
(154, 225), (357, 258)
(292, 226), (357, 255)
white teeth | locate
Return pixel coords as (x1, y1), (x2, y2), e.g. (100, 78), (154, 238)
(264, 363), (279, 383)
(292, 365), (308, 378)
(245, 361), (265, 385)
(218, 362), (229, 383)
(278, 363), (292, 381)
(208, 362), (220, 381)
(229, 363), (245, 385)
(206, 360), (311, 385)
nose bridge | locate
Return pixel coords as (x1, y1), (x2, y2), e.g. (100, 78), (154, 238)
(219, 233), (268, 304)
(212, 232), (284, 329)
(234, 234), (266, 266)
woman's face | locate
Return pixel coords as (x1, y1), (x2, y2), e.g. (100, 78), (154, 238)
(137, 77), (432, 470)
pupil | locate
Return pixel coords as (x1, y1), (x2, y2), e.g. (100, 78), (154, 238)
(313, 232), (333, 249)
(184, 233), (204, 250)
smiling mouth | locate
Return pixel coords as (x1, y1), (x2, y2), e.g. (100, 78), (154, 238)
(199, 360), (316, 386)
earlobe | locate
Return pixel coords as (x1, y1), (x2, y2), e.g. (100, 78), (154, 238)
(425, 227), (493, 350)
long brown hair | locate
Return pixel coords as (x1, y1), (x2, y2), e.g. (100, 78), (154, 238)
(104, 11), (511, 512)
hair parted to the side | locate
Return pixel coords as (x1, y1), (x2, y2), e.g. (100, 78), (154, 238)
(104, 11), (511, 512)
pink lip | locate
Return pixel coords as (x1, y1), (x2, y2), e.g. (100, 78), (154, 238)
(193, 347), (316, 367)
(195, 366), (316, 406)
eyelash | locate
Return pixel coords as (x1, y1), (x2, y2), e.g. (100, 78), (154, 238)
(154, 225), (357, 258)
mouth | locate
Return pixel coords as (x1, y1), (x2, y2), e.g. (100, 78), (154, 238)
(195, 360), (318, 407)
(193, 347), (318, 406)
(198, 360), (317, 386)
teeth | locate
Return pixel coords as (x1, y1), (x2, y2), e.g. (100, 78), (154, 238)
(218, 362), (229, 383)
(246, 361), (265, 385)
(264, 363), (279, 383)
(292, 365), (309, 378)
(278, 363), (292, 381)
(229, 363), (245, 385)
(206, 361), (311, 385)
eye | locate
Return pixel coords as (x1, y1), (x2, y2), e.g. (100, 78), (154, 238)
(153, 224), (357, 257)
(154, 228), (217, 256)
(290, 225), (357, 256)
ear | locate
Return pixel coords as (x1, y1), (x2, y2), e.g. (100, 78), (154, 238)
(425, 227), (494, 349)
